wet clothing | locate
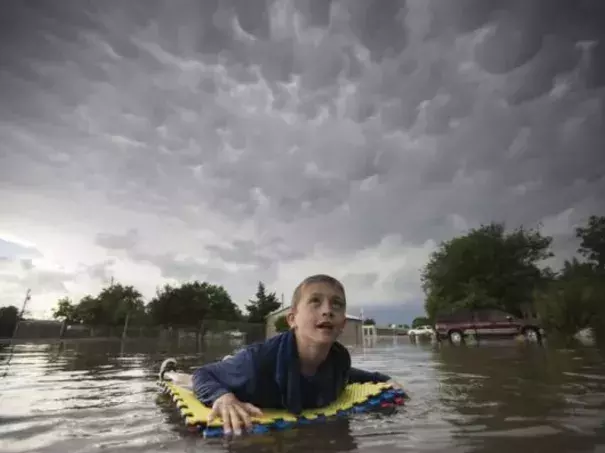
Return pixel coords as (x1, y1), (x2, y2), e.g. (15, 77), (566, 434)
(192, 330), (391, 414)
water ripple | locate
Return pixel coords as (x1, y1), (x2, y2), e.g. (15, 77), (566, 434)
(1, 341), (605, 453)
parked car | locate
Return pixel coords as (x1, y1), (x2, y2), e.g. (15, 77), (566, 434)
(408, 325), (436, 341)
(434, 308), (543, 344)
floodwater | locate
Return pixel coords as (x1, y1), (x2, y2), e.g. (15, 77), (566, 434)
(1, 338), (605, 453)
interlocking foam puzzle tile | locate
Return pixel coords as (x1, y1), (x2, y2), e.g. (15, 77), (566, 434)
(158, 380), (407, 438)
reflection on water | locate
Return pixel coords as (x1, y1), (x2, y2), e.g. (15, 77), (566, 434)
(1, 339), (604, 453)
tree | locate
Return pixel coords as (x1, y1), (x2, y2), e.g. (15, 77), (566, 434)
(206, 284), (244, 321)
(76, 295), (104, 325)
(421, 222), (553, 320)
(147, 282), (209, 327)
(362, 318), (376, 325)
(94, 283), (145, 326)
(274, 315), (289, 332)
(52, 297), (81, 323)
(533, 262), (601, 337)
(533, 215), (605, 342)
(575, 215), (605, 270)
(147, 280), (240, 328)
(0, 305), (20, 338)
(51, 283), (146, 327)
(412, 316), (430, 328)
(246, 281), (281, 324)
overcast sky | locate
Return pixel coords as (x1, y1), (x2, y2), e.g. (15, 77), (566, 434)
(1, 0), (603, 323)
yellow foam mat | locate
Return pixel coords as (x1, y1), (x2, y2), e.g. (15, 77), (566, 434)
(158, 380), (406, 436)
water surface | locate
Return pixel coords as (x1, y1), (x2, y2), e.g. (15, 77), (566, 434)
(1, 339), (605, 453)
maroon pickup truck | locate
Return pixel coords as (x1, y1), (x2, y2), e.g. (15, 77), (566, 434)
(434, 308), (543, 344)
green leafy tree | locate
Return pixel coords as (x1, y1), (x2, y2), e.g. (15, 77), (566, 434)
(52, 283), (146, 327)
(96, 283), (146, 325)
(421, 222), (553, 320)
(533, 215), (605, 342)
(362, 318), (376, 325)
(206, 284), (243, 321)
(0, 305), (20, 338)
(52, 297), (81, 323)
(576, 215), (605, 270)
(246, 281), (281, 324)
(274, 314), (289, 332)
(533, 263), (601, 337)
(147, 281), (209, 327)
(147, 280), (239, 328)
(76, 295), (103, 325)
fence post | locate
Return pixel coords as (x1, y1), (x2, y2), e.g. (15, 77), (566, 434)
(59, 321), (67, 339)
(121, 312), (130, 341)
(197, 321), (205, 350)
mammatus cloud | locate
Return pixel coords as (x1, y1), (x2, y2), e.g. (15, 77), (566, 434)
(0, 0), (603, 321)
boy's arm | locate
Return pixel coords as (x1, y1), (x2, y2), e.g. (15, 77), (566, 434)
(348, 366), (391, 383)
(191, 347), (258, 406)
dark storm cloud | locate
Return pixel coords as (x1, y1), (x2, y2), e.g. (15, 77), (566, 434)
(341, 272), (379, 292)
(92, 228), (297, 291)
(95, 229), (139, 251)
(83, 259), (116, 284)
(132, 251), (214, 281)
(1, 0), (604, 306)
(206, 237), (305, 266)
(93, 227), (222, 281)
(126, 248), (280, 301)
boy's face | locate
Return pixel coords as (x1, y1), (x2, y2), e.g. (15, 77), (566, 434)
(287, 281), (347, 345)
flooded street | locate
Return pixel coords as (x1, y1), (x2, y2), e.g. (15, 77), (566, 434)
(1, 339), (605, 453)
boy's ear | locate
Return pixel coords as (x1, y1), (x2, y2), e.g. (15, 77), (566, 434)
(286, 310), (296, 328)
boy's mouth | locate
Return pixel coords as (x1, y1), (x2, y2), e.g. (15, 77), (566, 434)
(316, 321), (334, 331)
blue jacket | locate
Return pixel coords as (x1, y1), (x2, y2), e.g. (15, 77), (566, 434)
(192, 330), (391, 414)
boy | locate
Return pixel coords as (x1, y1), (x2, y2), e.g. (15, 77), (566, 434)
(159, 274), (403, 436)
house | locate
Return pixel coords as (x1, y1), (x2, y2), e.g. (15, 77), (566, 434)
(265, 306), (364, 346)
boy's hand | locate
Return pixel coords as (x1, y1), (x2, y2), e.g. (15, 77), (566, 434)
(387, 379), (403, 388)
(387, 379), (410, 399)
(207, 392), (264, 436)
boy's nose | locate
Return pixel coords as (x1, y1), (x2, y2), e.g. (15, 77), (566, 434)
(320, 303), (334, 317)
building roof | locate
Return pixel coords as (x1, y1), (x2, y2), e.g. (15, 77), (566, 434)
(265, 305), (361, 321)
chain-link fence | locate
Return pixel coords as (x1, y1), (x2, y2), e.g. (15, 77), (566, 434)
(7, 318), (266, 347)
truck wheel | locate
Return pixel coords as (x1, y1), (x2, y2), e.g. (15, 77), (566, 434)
(449, 330), (463, 344)
(523, 327), (541, 343)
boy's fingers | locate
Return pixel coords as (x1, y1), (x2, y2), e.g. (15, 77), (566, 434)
(207, 406), (218, 423)
(227, 407), (241, 435)
(206, 395), (260, 436)
(243, 403), (263, 417)
(234, 405), (252, 431)
(222, 407), (233, 435)
(388, 379), (403, 389)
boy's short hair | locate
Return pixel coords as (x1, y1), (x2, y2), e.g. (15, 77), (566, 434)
(291, 274), (346, 310)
